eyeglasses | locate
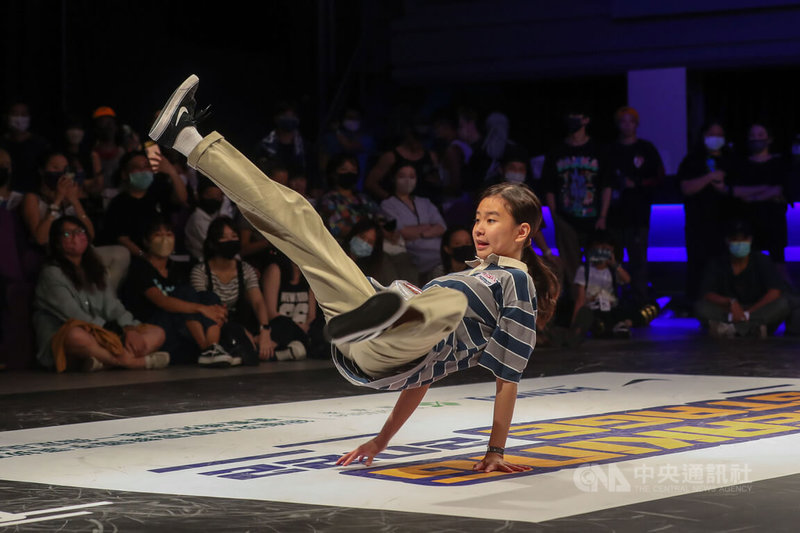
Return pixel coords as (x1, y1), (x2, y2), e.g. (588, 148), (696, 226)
(63, 228), (87, 238)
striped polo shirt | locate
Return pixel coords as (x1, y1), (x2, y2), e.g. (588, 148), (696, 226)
(332, 254), (538, 391)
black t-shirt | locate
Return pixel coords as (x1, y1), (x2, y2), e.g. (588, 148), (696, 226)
(733, 155), (788, 188)
(121, 256), (187, 321)
(542, 139), (606, 225)
(101, 175), (175, 247)
(605, 139), (664, 227)
(676, 149), (738, 225)
(700, 252), (782, 306)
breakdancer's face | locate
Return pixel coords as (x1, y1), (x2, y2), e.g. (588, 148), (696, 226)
(472, 196), (529, 261)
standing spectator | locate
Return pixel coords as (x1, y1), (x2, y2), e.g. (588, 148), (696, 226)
(122, 217), (228, 365)
(2, 103), (50, 193)
(319, 108), (376, 186)
(434, 110), (480, 227)
(480, 112), (516, 184)
(256, 102), (306, 173)
(695, 220), (790, 338)
(91, 106), (125, 189)
(191, 217), (273, 361)
(380, 164), (447, 284)
(542, 108), (611, 295)
(60, 117), (103, 196)
(32, 216), (168, 372)
(677, 120), (737, 305)
(318, 154), (381, 243)
(605, 106), (665, 306)
(102, 150), (188, 257)
(731, 122), (790, 281)
(364, 117), (440, 203)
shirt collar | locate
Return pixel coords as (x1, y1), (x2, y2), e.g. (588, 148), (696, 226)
(466, 253), (528, 273)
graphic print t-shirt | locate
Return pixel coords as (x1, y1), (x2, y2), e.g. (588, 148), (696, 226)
(543, 140), (605, 222)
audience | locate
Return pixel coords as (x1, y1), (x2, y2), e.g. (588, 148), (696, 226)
(33, 216), (168, 372)
(695, 220), (790, 338)
(122, 216), (228, 365)
(191, 217), (271, 362)
(380, 163), (447, 284)
(2, 86), (799, 373)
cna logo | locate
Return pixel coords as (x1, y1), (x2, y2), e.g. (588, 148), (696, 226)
(573, 464), (631, 493)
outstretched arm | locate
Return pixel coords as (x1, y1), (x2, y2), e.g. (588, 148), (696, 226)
(337, 384), (430, 466)
(472, 378), (531, 473)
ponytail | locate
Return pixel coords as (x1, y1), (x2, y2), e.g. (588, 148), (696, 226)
(522, 242), (559, 327)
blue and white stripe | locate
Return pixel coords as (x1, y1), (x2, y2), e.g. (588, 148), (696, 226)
(332, 254), (538, 391)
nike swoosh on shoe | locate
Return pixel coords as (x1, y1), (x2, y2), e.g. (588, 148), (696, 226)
(175, 106), (189, 126)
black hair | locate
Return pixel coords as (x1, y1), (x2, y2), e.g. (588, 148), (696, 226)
(439, 225), (473, 273)
(112, 150), (148, 185)
(587, 229), (616, 249)
(203, 216), (239, 259)
(143, 214), (174, 241)
(47, 215), (106, 291)
(326, 153), (360, 177)
(196, 176), (220, 197)
(726, 219), (753, 239)
(478, 183), (560, 326)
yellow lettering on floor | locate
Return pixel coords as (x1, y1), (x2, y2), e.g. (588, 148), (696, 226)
(369, 460), (477, 480)
(710, 400), (800, 411)
(734, 412), (800, 425)
(506, 423), (607, 439)
(557, 414), (676, 429)
(629, 406), (747, 419)
(745, 392), (800, 402)
(559, 440), (656, 454)
(671, 420), (797, 437)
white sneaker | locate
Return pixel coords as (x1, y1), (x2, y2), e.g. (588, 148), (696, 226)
(198, 344), (233, 368)
(275, 340), (307, 361)
(709, 321), (736, 339)
(144, 351), (170, 370)
(82, 357), (104, 372)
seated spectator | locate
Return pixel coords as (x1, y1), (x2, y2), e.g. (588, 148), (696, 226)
(380, 164), (446, 283)
(122, 216), (228, 365)
(570, 231), (634, 339)
(695, 220), (790, 338)
(287, 169), (314, 207)
(318, 154), (381, 243)
(185, 177), (226, 261)
(494, 146), (530, 186)
(731, 122), (790, 281)
(263, 253), (318, 360)
(432, 110), (477, 227)
(60, 116), (104, 196)
(101, 150), (188, 258)
(345, 218), (398, 286)
(256, 102), (306, 172)
(364, 116), (440, 203)
(379, 216), (419, 285)
(22, 152), (95, 247)
(429, 226), (475, 278)
(191, 217), (273, 361)
(32, 216), (168, 372)
(2, 102), (51, 193)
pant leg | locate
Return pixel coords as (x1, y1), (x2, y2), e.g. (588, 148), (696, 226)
(694, 299), (728, 326)
(187, 132), (375, 322)
(93, 245), (131, 294)
(626, 226), (650, 306)
(553, 215), (582, 295)
(349, 285), (468, 378)
(748, 296), (791, 328)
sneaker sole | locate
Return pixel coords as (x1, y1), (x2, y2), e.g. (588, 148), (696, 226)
(324, 292), (408, 344)
(148, 74), (199, 142)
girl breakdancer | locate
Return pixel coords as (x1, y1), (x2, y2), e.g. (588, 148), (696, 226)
(149, 75), (559, 473)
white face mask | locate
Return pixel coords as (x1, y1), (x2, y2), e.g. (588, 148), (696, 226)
(704, 136), (725, 151)
(504, 171), (526, 184)
(9, 116), (30, 132)
(396, 177), (417, 195)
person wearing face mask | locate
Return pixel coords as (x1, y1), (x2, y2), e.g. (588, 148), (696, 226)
(318, 154), (381, 242)
(319, 108), (376, 183)
(122, 216), (229, 365)
(185, 177), (228, 261)
(380, 164), (447, 284)
(344, 218), (398, 286)
(59, 117), (104, 197)
(695, 220), (789, 338)
(90, 106), (126, 189)
(21, 152), (95, 248)
(429, 226), (475, 279)
(365, 113), (440, 203)
(256, 102), (306, 173)
(101, 150), (188, 258)
(542, 107), (611, 298)
(605, 106), (665, 308)
(2, 102), (51, 193)
(32, 216), (169, 372)
(677, 119), (739, 305)
(729, 123), (790, 279)
(191, 217), (273, 363)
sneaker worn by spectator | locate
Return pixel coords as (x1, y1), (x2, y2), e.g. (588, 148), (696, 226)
(144, 351), (170, 369)
(708, 320), (736, 339)
(199, 344), (235, 368)
(275, 340), (307, 361)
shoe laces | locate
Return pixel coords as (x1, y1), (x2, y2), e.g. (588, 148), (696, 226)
(193, 105), (213, 125)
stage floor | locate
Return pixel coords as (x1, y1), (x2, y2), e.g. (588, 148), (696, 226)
(2, 321), (800, 532)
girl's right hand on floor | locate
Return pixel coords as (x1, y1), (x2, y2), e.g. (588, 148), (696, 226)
(336, 438), (385, 467)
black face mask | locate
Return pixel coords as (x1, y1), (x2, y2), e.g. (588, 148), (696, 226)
(0, 167), (10, 188)
(748, 139), (769, 154)
(565, 117), (584, 134)
(217, 240), (241, 259)
(337, 172), (359, 190)
(199, 198), (223, 215)
(451, 245), (475, 263)
(42, 171), (64, 190)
